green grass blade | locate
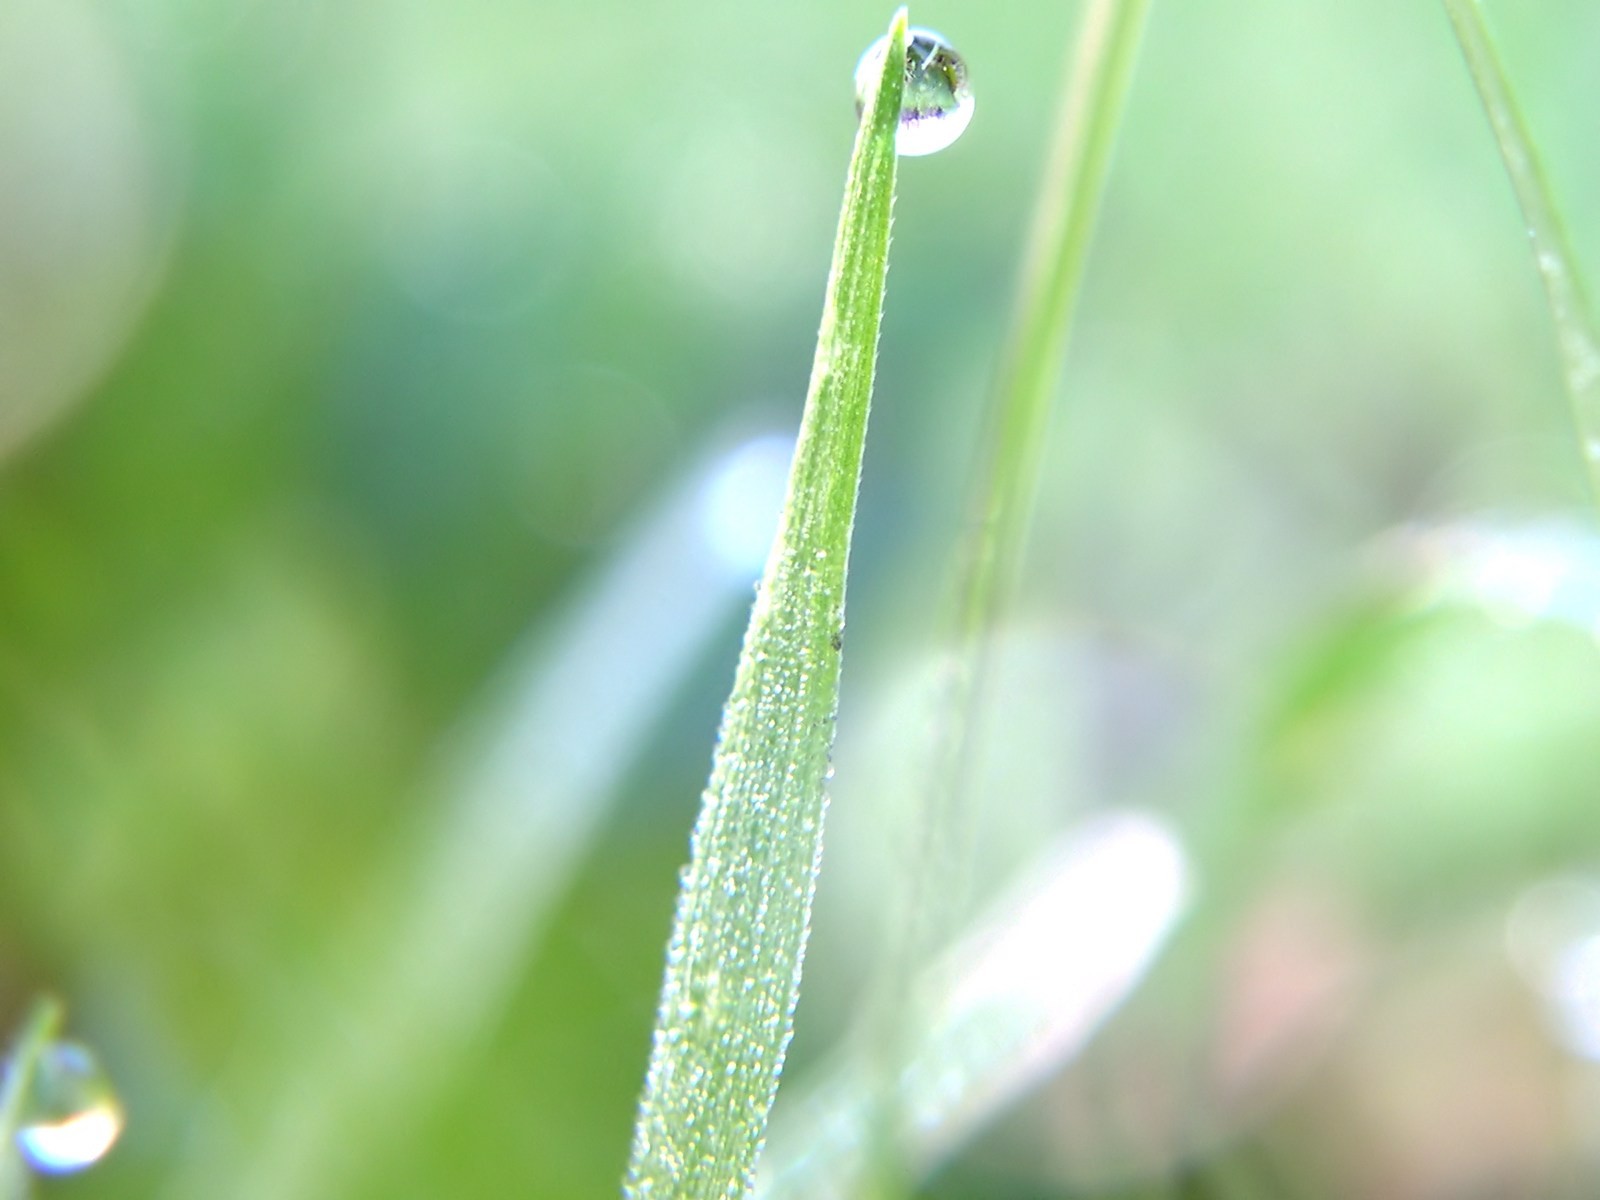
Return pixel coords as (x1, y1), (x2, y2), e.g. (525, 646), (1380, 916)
(758, 813), (1189, 1197)
(0, 996), (65, 1200)
(890, 0), (1150, 1061)
(848, 5), (1151, 1190)
(910, 0), (1150, 950)
(955, 0), (1150, 647)
(623, 9), (907, 1198)
(1443, 0), (1600, 503)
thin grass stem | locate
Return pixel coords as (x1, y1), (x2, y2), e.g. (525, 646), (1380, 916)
(814, 6), (1151, 1195)
(1443, 0), (1600, 503)
(874, 0), (1151, 1144)
(907, 0), (1152, 971)
(0, 996), (65, 1200)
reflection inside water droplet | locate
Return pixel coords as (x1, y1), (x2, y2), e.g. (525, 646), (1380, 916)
(854, 27), (974, 157)
(15, 1041), (124, 1174)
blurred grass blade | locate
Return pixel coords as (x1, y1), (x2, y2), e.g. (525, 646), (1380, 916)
(848, 5), (1150, 1191)
(1443, 0), (1600, 503)
(885, 0), (1151, 1092)
(0, 996), (64, 1200)
(758, 813), (1189, 1198)
(909, 0), (1150, 949)
(956, 0), (1150, 646)
(154, 432), (793, 1200)
(623, 9), (907, 1197)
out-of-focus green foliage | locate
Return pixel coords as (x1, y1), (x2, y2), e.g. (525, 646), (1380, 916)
(2, 0), (1600, 1196)
(1444, 0), (1600, 506)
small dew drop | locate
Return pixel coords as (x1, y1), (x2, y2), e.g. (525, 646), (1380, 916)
(15, 1041), (124, 1175)
(854, 27), (974, 157)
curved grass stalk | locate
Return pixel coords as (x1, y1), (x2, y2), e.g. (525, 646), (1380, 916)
(836, 4), (1152, 1193)
(888, 0), (1152, 1099)
(956, 0), (1152, 642)
(623, 11), (908, 1197)
(1443, 0), (1600, 505)
(903, 0), (1152, 980)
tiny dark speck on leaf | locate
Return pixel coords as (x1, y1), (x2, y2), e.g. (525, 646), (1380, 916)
(830, 630), (844, 652)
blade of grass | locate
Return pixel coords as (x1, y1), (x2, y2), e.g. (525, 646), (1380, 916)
(887, 0), (1150, 1099)
(0, 996), (65, 1200)
(906, 0), (1151, 974)
(961, 0), (1151, 635)
(850, 4), (1151, 1192)
(623, 10), (908, 1197)
(1443, 0), (1600, 504)
(154, 433), (792, 1200)
(758, 812), (1189, 1197)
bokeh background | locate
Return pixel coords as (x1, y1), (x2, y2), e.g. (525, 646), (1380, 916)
(4, 0), (1600, 1196)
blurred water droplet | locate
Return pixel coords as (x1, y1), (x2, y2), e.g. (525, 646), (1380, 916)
(854, 28), (974, 157)
(15, 1041), (124, 1174)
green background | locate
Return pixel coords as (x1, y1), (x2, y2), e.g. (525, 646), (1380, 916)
(3, 0), (1600, 1195)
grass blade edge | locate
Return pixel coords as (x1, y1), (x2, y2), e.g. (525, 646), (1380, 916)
(622, 9), (909, 1197)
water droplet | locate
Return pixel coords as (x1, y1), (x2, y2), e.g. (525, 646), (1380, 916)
(15, 1041), (124, 1174)
(854, 28), (974, 157)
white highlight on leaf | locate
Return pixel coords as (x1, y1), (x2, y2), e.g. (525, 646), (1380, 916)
(759, 809), (1190, 1197)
